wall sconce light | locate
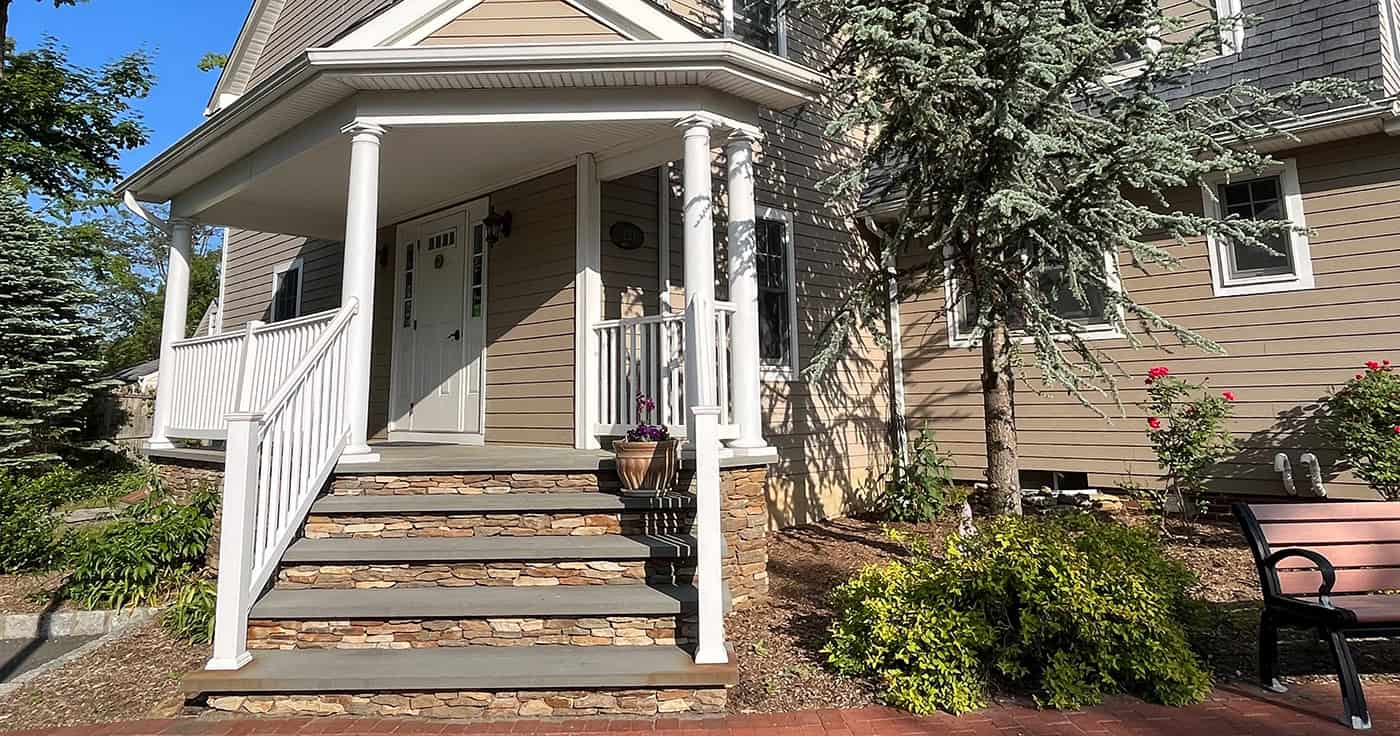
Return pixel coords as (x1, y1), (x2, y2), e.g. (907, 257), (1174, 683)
(483, 206), (513, 245)
(609, 221), (645, 250)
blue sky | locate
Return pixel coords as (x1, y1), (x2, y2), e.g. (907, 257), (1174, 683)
(8, 0), (250, 178)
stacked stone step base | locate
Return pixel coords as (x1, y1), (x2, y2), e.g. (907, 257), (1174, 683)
(276, 561), (695, 589)
(247, 614), (697, 650)
(207, 687), (727, 718)
(302, 510), (694, 539)
(331, 473), (616, 496)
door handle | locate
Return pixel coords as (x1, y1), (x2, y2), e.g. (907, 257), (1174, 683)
(448, 329), (462, 341)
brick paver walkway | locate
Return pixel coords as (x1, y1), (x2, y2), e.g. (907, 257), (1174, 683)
(6, 682), (1400, 736)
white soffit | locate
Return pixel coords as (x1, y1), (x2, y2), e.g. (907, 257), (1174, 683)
(334, 0), (700, 48)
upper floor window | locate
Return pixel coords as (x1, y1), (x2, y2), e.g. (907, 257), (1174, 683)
(948, 257), (1122, 346)
(1200, 159), (1314, 297)
(271, 258), (303, 322)
(733, 0), (787, 57)
(756, 208), (798, 376)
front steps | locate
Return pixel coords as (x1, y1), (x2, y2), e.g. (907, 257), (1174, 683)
(184, 463), (768, 720)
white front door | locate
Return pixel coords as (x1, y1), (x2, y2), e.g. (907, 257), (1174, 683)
(390, 199), (488, 442)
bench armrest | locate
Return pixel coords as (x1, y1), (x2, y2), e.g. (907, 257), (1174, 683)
(1263, 547), (1336, 607)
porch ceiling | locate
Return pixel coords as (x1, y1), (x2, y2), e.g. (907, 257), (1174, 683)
(198, 117), (678, 239)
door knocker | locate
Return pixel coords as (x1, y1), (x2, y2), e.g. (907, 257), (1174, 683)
(434, 253), (445, 269)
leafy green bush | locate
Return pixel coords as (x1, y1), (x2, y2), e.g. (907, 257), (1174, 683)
(164, 577), (217, 644)
(63, 484), (217, 609)
(826, 515), (1211, 714)
(1324, 360), (1400, 499)
(0, 474), (63, 573)
(882, 430), (961, 522)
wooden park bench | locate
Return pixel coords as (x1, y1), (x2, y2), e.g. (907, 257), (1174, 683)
(1235, 501), (1400, 731)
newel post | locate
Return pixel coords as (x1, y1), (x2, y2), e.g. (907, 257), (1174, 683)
(206, 412), (262, 671)
(692, 403), (728, 665)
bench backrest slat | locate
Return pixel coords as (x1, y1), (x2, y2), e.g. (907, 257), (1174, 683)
(1236, 502), (1400, 600)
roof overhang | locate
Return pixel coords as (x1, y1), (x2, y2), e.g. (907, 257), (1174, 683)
(125, 41), (825, 205)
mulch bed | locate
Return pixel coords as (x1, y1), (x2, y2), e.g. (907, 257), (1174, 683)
(0, 621), (207, 731)
(727, 510), (1400, 713)
(0, 573), (70, 615)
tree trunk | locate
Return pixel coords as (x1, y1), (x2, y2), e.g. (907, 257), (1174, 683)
(982, 318), (1021, 515)
(0, 0), (11, 81)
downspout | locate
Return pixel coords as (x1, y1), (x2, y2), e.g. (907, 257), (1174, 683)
(123, 191), (172, 236)
(856, 216), (909, 468)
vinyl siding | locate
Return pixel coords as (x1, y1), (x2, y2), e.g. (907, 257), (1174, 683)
(418, 0), (626, 45)
(898, 132), (1400, 501)
(221, 229), (344, 329)
(601, 170), (664, 320)
(482, 168), (579, 447)
(248, 0), (399, 88)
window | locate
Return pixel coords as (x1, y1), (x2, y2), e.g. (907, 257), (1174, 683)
(1200, 159), (1314, 297)
(271, 258), (303, 322)
(755, 208), (797, 375)
(947, 256), (1122, 346)
(1215, 0), (1244, 53)
(733, 0), (786, 56)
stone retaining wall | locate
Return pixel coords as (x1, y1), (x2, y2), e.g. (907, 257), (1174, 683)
(207, 688), (727, 718)
(246, 615), (696, 649)
(275, 561), (694, 589)
(719, 466), (769, 608)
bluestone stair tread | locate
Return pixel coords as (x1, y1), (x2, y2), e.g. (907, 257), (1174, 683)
(250, 584), (699, 619)
(183, 645), (737, 693)
(310, 492), (695, 515)
(281, 534), (697, 564)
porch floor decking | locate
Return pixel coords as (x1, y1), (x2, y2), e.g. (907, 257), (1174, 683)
(146, 443), (776, 474)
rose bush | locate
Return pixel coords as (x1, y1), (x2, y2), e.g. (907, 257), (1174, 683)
(1141, 367), (1236, 528)
(1324, 360), (1400, 499)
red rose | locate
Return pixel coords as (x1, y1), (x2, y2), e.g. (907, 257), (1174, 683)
(1147, 417), (1162, 430)
(1367, 360), (1381, 371)
(1222, 391), (1235, 402)
(1146, 366), (1170, 382)
(1393, 426), (1400, 435)
(1357, 374), (1365, 380)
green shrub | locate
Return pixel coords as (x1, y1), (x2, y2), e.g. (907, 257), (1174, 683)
(826, 515), (1211, 714)
(63, 483), (217, 609)
(0, 474), (63, 573)
(163, 577), (217, 644)
(882, 430), (961, 523)
(1324, 360), (1400, 499)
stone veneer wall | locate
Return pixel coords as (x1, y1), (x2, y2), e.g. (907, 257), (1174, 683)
(150, 457), (225, 569)
(208, 688), (728, 717)
(246, 615), (696, 649)
(677, 465), (770, 609)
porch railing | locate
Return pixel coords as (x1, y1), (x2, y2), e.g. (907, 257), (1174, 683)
(592, 301), (738, 438)
(165, 309), (339, 439)
(207, 299), (357, 670)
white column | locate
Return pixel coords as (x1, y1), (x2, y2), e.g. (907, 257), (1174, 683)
(680, 117), (718, 442)
(725, 131), (765, 450)
(146, 219), (194, 450)
(691, 403), (728, 664)
(206, 412), (260, 670)
(575, 153), (603, 450)
(338, 121), (385, 462)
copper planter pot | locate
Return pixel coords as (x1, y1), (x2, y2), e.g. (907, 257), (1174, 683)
(612, 439), (681, 495)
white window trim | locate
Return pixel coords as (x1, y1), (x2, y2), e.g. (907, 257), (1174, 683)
(1200, 158), (1315, 297)
(1215, 0), (1245, 55)
(756, 206), (799, 381)
(944, 251), (1125, 349)
(271, 257), (304, 321)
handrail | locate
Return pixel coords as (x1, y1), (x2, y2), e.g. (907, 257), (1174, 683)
(593, 300), (736, 330)
(251, 307), (340, 334)
(258, 301), (358, 420)
(170, 330), (244, 349)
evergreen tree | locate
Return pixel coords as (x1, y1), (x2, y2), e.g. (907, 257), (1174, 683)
(804, 0), (1367, 513)
(0, 186), (106, 470)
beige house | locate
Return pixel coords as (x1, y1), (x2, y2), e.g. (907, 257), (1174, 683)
(122, 0), (890, 719)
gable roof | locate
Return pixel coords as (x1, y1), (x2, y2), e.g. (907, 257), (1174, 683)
(208, 0), (702, 114)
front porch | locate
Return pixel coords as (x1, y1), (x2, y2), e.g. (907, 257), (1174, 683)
(118, 39), (819, 709)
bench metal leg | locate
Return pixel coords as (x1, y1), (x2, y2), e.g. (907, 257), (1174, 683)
(1260, 611), (1285, 693)
(1326, 629), (1371, 730)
